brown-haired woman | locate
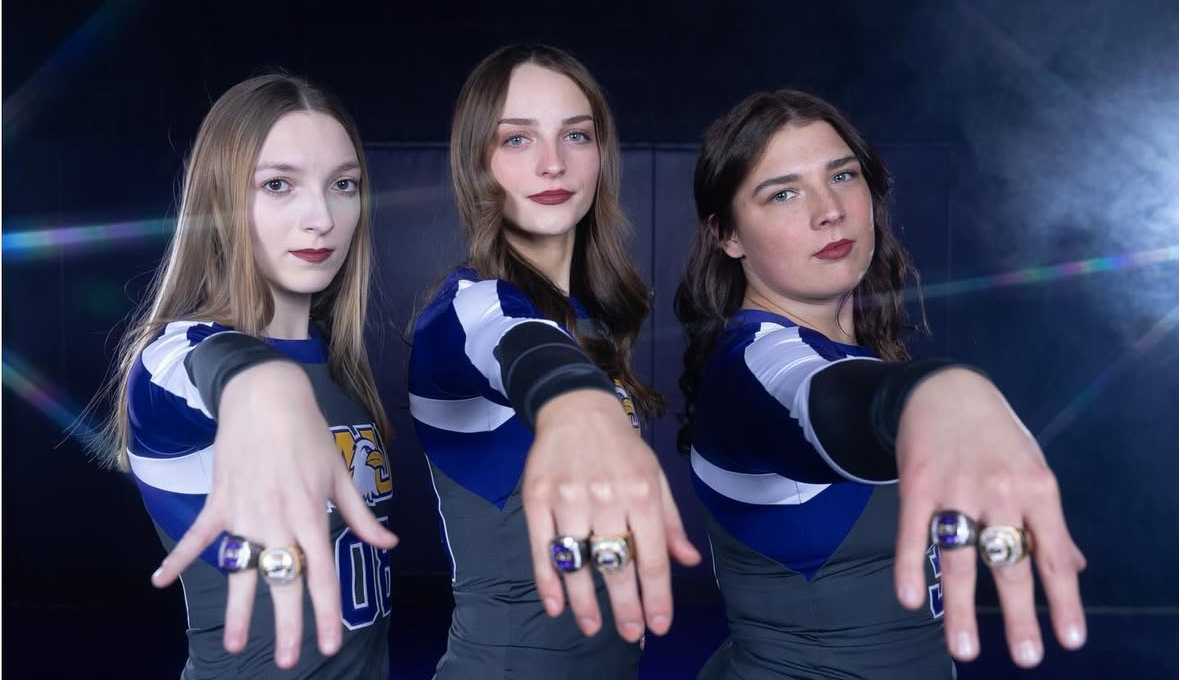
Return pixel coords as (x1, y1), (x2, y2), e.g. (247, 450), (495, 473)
(95, 74), (398, 676)
(409, 45), (700, 678)
(676, 89), (1087, 678)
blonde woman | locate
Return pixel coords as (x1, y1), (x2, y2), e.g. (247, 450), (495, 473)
(96, 74), (398, 677)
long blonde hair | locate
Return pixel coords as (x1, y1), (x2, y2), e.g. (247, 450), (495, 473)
(449, 44), (663, 417)
(94, 73), (390, 470)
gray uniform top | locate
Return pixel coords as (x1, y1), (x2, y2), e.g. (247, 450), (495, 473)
(127, 321), (393, 679)
(409, 270), (641, 679)
(690, 311), (952, 679)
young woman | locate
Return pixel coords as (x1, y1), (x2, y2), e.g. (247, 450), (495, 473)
(676, 90), (1087, 678)
(409, 44), (700, 678)
(95, 74), (398, 677)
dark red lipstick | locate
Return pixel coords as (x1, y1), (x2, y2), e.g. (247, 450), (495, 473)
(291, 248), (333, 263)
(528, 189), (573, 205)
(814, 239), (854, 260)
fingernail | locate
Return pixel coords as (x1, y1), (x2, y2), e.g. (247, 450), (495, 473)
(954, 632), (976, 659)
(543, 598), (558, 615)
(579, 617), (598, 632)
(622, 622), (643, 640)
(151, 568), (163, 585)
(1063, 624), (1086, 649)
(899, 584), (919, 607)
(1015, 640), (1042, 667)
(651, 614), (670, 630)
(278, 647), (295, 667)
(322, 635), (340, 656)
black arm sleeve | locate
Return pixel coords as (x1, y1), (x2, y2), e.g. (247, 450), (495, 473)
(494, 321), (616, 430)
(184, 332), (294, 418)
(808, 358), (974, 482)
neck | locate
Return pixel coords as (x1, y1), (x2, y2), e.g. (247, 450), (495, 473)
(743, 283), (857, 345)
(503, 229), (575, 294)
(263, 289), (313, 340)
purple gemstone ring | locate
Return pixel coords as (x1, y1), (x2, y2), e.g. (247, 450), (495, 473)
(217, 533), (264, 572)
(930, 510), (979, 550)
(550, 536), (590, 573)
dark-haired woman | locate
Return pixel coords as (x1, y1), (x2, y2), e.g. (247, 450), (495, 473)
(676, 90), (1087, 678)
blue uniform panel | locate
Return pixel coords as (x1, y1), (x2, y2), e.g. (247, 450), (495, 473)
(691, 310), (951, 680)
(409, 268), (641, 679)
(127, 321), (394, 680)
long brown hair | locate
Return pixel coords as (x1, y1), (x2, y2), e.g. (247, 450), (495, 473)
(450, 44), (662, 416)
(675, 89), (926, 453)
(93, 73), (390, 469)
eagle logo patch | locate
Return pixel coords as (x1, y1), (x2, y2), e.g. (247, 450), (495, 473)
(332, 425), (393, 505)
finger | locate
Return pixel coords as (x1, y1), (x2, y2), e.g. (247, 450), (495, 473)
(659, 474), (701, 567)
(266, 571), (305, 669)
(522, 475), (565, 617)
(332, 466), (399, 550)
(551, 482), (600, 636)
(154, 507), (225, 587)
(1026, 510), (1087, 651)
(590, 480), (645, 642)
(295, 507), (343, 657)
(894, 480), (937, 610)
(990, 546), (1043, 668)
(223, 570), (259, 653)
(627, 478), (674, 637)
(939, 544), (980, 662)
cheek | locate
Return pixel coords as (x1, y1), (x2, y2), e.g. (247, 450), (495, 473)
(489, 152), (520, 193)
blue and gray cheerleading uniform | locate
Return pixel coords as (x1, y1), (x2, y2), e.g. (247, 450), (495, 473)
(691, 309), (953, 680)
(409, 268), (641, 680)
(126, 321), (394, 680)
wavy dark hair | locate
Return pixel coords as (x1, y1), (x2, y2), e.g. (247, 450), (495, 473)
(450, 44), (662, 416)
(674, 89), (927, 454)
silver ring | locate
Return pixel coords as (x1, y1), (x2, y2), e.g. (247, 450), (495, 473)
(978, 525), (1032, 568)
(589, 534), (634, 574)
(217, 534), (263, 572)
(549, 536), (590, 573)
(258, 545), (305, 585)
(930, 510), (979, 549)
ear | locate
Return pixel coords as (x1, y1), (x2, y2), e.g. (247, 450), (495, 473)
(708, 215), (745, 260)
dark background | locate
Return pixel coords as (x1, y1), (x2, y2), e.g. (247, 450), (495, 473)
(4, 1), (1177, 677)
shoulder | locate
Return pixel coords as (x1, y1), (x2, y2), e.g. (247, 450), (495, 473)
(137, 320), (235, 380)
(417, 268), (542, 333)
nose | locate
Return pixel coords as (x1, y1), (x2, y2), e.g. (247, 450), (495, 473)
(301, 189), (335, 235)
(811, 185), (845, 230)
(536, 137), (566, 178)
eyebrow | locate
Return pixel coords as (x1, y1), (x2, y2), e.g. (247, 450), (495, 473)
(497, 114), (594, 126)
(254, 160), (361, 175)
(751, 155), (859, 196)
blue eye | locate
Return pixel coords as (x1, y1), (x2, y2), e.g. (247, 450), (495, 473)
(832, 170), (856, 183)
(566, 130), (591, 143)
(769, 189), (797, 203)
(504, 134), (528, 147)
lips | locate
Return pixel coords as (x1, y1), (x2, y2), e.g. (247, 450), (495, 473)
(814, 239), (854, 260)
(290, 248), (333, 263)
(528, 189), (573, 205)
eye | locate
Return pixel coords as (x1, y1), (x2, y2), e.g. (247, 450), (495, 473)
(504, 133), (529, 147)
(832, 170), (857, 183)
(769, 189), (798, 203)
(263, 178), (291, 194)
(565, 130), (592, 143)
(334, 178), (359, 193)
